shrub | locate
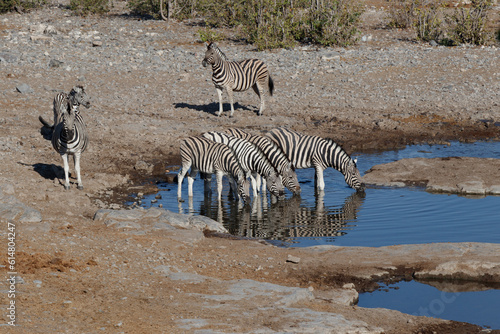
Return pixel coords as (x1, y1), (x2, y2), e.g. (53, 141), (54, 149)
(69, 0), (110, 15)
(446, 0), (493, 45)
(301, 0), (364, 47)
(414, 1), (444, 42)
(127, 0), (161, 18)
(0, 0), (47, 13)
(198, 27), (225, 43)
(240, 0), (298, 50)
(386, 0), (420, 28)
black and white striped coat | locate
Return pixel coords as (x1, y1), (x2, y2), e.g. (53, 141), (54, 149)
(267, 127), (365, 192)
(178, 136), (250, 203)
(202, 131), (284, 198)
(224, 128), (301, 195)
(202, 42), (274, 117)
(40, 86), (91, 130)
(51, 99), (89, 190)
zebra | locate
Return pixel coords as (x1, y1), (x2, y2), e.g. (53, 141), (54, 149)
(39, 90), (90, 190)
(266, 127), (365, 192)
(202, 131), (284, 198)
(202, 42), (274, 117)
(39, 86), (91, 132)
(178, 136), (250, 203)
(223, 128), (301, 195)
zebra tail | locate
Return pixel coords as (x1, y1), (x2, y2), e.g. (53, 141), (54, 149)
(269, 76), (274, 97)
(39, 115), (54, 130)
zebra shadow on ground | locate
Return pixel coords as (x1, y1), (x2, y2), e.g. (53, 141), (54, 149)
(19, 162), (64, 182)
(174, 102), (254, 116)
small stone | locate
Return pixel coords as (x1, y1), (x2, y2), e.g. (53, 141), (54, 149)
(286, 255), (300, 264)
(49, 59), (63, 68)
(92, 40), (103, 47)
(16, 83), (33, 94)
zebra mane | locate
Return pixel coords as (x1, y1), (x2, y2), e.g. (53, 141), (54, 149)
(323, 137), (356, 167)
(208, 42), (228, 61)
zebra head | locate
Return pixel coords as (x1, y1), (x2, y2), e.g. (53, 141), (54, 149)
(202, 42), (227, 67)
(282, 163), (301, 195)
(69, 86), (91, 109)
(61, 100), (76, 138)
(344, 159), (365, 192)
(236, 176), (251, 204)
(265, 171), (285, 198)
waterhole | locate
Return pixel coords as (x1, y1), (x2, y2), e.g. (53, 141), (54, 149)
(358, 280), (500, 330)
(134, 140), (500, 248)
(131, 140), (500, 329)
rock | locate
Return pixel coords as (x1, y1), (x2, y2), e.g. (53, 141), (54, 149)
(49, 59), (63, 68)
(0, 52), (18, 63)
(16, 83), (34, 94)
(363, 157), (500, 196)
(287, 254), (301, 264)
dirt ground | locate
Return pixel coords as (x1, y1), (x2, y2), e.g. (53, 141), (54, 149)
(1, 0), (500, 333)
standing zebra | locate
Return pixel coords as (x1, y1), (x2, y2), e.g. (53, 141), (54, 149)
(202, 42), (274, 117)
(267, 128), (365, 192)
(202, 131), (284, 198)
(178, 136), (250, 203)
(39, 87), (90, 190)
(224, 128), (301, 195)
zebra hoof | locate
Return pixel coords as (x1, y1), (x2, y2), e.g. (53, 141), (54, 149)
(64, 185), (70, 190)
(77, 185), (84, 190)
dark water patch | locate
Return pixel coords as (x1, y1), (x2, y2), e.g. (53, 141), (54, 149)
(358, 280), (500, 330)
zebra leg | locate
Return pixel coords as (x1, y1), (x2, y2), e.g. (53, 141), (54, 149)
(216, 171), (224, 201)
(74, 152), (83, 190)
(254, 172), (262, 193)
(252, 84), (265, 116)
(226, 88), (235, 118)
(61, 153), (71, 190)
(315, 166), (326, 191)
(177, 162), (191, 201)
(187, 168), (198, 197)
(216, 87), (224, 117)
(248, 172), (258, 197)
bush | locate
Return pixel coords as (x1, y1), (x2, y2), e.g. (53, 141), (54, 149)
(446, 0), (493, 45)
(69, 0), (110, 15)
(198, 27), (225, 43)
(414, 1), (444, 42)
(127, 0), (364, 49)
(386, 0), (420, 28)
(0, 0), (47, 13)
(301, 0), (364, 47)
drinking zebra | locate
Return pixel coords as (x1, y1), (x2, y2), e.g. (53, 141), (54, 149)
(202, 42), (274, 117)
(202, 131), (284, 198)
(178, 136), (250, 203)
(267, 128), (365, 192)
(223, 128), (301, 195)
(39, 88), (90, 190)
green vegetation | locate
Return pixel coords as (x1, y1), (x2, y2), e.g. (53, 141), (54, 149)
(0, 0), (47, 13)
(69, 0), (110, 15)
(386, 0), (495, 45)
(446, 0), (493, 45)
(130, 0), (365, 50)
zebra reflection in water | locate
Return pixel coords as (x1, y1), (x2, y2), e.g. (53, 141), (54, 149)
(193, 190), (365, 244)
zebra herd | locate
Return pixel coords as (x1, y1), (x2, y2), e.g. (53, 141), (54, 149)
(178, 127), (365, 204)
(38, 43), (364, 198)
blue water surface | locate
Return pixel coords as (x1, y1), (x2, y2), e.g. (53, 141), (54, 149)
(358, 280), (500, 329)
(136, 140), (500, 248)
